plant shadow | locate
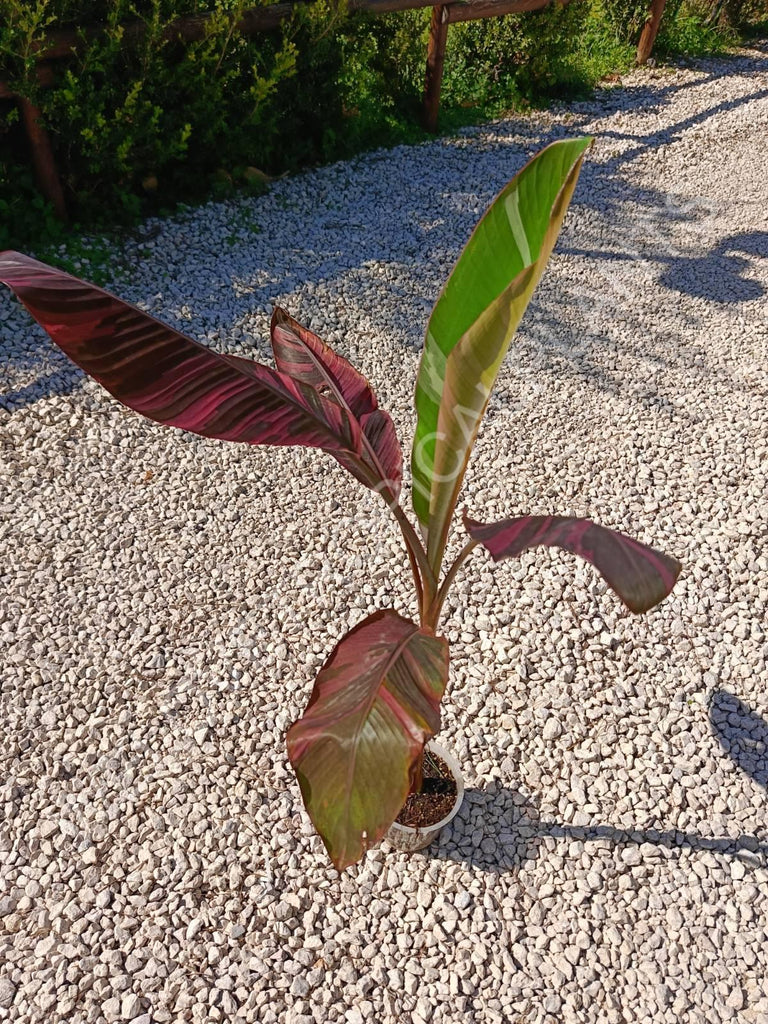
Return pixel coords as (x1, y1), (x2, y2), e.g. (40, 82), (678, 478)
(563, 229), (768, 305)
(432, 782), (543, 872)
(659, 230), (768, 302)
(1, 361), (81, 413)
(710, 689), (768, 789)
(429, 781), (768, 873)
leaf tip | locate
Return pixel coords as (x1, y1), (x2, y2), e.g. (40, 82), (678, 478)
(270, 305), (289, 331)
(626, 553), (683, 615)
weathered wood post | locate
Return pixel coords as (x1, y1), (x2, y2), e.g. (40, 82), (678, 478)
(421, 0), (573, 133)
(423, 4), (450, 133)
(636, 0), (667, 65)
(17, 96), (68, 222)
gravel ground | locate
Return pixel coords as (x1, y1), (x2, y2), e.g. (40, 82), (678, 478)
(2, 42), (768, 1024)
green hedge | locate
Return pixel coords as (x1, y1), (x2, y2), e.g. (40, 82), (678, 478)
(0, 0), (753, 248)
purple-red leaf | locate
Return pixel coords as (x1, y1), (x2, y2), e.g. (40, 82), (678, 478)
(465, 513), (681, 614)
(0, 251), (362, 455)
(271, 308), (376, 417)
(286, 609), (449, 870)
(271, 308), (403, 497)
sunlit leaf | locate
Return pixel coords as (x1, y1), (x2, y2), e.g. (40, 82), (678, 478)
(412, 138), (592, 571)
(287, 610), (449, 870)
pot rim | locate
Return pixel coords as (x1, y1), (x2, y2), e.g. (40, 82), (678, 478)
(388, 739), (465, 836)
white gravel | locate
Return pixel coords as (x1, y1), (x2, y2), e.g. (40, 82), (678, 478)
(2, 42), (768, 1024)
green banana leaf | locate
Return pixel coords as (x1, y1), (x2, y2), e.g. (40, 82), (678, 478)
(412, 137), (593, 573)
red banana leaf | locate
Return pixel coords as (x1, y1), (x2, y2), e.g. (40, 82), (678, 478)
(0, 251), (365, 458)
(271, 308), (403, 497)
(464, 513), (681, 614)
(287, 609), (449, 870)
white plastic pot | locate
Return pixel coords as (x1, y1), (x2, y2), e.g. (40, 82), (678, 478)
(385, 741), (465, 853)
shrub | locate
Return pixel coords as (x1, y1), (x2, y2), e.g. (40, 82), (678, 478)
(0, 0), (753, 248)
(719, 0), (768, 30)
(601, 0), (659, 42)
(0, 0), (299, 243)
(443, 0), (593, 107)
(600, 0), (743, 52)
(655, 2), (739, 55)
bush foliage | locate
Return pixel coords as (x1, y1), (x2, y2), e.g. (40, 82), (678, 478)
(0, 0), (758, 247)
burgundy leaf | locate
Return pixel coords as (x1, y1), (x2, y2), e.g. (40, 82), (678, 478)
(271, 308), (403, 496)
(465, 513), (681, 614)
(287, 609), (449, 870)
(0, 251), (362, 455)
(271, 308), (377, 416)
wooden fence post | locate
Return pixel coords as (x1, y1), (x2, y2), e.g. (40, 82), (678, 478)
(636, 0), (667, 65)
(17, 97), (68, 222)
(423, 5), (449, 134)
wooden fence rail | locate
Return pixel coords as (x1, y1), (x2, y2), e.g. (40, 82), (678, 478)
(1, 0), (662, 222)
(0, 0), (433, 101)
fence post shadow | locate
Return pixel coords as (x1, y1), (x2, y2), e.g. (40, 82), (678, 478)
(709, 689), (768, 790)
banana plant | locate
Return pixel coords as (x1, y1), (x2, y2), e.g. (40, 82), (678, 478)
(0, 137), (681, 870)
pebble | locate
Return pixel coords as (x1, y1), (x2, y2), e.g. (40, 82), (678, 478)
(102, 998), (121, 1022)
(621, 846), (643, 866)
(121, 994), (142, 1019)
(34, 935), (56, 958)
(731, 860), (746, 880)
(542, 717), (563, 741)
(0, 979), (16, 1009)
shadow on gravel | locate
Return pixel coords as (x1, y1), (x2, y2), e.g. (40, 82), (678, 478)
(537, 821), (768, 863)
(0, 364), (82, 413)
(433, 784), (543, 872)
(3, 52), (767, 414)
(658, 231), (768, 303)
(434, 781), (768, 872)
(563, 229), (768, 305)
(593, 83), (768, 180)
(583, 43), (768, 120)
(710, 689), (768, 789)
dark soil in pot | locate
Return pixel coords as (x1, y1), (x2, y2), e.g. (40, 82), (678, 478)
(395, 749), (457, 828)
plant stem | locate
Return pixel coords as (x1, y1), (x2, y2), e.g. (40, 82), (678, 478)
(380, 488), (437, 623)
(426, 538), (478, 628)
(399, 519), (424, 619)
(345, 430), (436, 623)
(352, 457), (435, 624)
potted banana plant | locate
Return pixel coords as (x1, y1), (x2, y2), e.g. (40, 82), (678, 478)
(0, 137), (681, 871)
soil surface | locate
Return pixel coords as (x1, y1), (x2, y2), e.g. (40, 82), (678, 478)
(395, 750), (457, 828)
